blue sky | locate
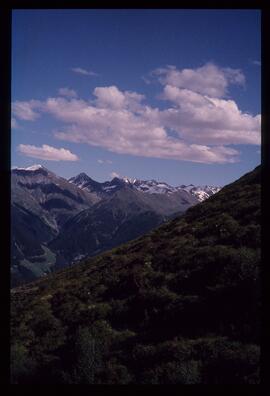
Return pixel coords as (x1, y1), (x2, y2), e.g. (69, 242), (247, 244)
(11, 9), (261, 186)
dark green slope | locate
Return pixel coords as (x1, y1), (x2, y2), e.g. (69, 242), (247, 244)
(11, 166), (261, 384)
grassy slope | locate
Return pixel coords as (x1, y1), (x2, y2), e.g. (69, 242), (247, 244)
(11, 166), (261, 384)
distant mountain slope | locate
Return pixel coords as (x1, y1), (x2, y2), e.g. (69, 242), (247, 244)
(11, 166), (99, 285)
(69, 172), (221, 201)
(11, 166), (260, 384)
(49, 185), (197, 263)
(12, 165), (99, 230)
(12, 166), (210, 285)
(11, 203), (57, 285)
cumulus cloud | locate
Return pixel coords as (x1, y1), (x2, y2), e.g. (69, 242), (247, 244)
(51, 101), (239, 163)
(18, 144), (78, 161)
(12, 100), (41, 121)
(71, 67), (98, 76)
(152, 63), (245, 98)
(94, 86), (145, 111)
(160, 85), (260, 145)
(12, 63), (260, 164)
(94, 86), (125, 109)
(58, 87), (78, 98)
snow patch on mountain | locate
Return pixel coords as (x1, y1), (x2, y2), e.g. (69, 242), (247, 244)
(103, 185), (117, 191)
(181, 185), (222, 202)
(68, 172), (222, 202)
(12, 164), (45, 171)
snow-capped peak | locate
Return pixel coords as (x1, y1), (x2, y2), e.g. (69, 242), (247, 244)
(180, 185), (221, 202)
(26, 164), (44, 171)
(12, 164), (46, 171)
(122, 176), (137, 184)
(131, 179), (221, 200)
(69, 172), (90, 184)
(69, 171), (222, 202)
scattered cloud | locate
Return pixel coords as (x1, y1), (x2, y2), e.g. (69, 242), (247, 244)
(12, 100), (41, 121)
(110, 171), (120, 178)
(97, 159), (113, 164)
(141, 75), (151, 85)
(18, 144), (79, 161)
(12, 63), (260, 164)
(58, 87), (78, 98)
(151, 63), (245, 98)
(94, 86), (145, 111)
(160, 85), (260, 145)
(94, 86), (126, 109)
(71, 67), (98, 76)
(48, 95), (241, 163)
(252, 60), (261, 66)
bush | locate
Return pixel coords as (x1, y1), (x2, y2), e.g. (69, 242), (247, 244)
(11, 343), (36, 384)
(141, 360), (202, 384)
(71, 321), (113, 383)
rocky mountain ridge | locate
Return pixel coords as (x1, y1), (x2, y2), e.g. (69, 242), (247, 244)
(11, 165), (221, 285)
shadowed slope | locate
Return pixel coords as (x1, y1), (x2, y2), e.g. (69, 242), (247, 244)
(11, 166), (261, 384)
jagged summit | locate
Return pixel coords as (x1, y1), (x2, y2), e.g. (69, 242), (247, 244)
(69, 172), (103, 192)
(68, 171), (222, 201)
(69, 172), (92, 186)
(69, 172), (90, 181)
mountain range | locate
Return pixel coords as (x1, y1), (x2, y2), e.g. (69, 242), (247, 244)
(10, 165), (261, 384)
(69, 171), (221, 202)
(11, 165), (221, 286)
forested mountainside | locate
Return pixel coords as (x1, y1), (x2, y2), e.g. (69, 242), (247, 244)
(11, 166), (260, 384)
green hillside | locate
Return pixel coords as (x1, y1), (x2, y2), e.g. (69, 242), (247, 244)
(11, 166), (261, 384)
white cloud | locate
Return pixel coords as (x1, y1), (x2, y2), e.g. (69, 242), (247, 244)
(110, 171), (120, 178)
(51, 103), (239, 164)
(94, 86), (145, 111)
(94, 86), (125, 109)
(160, 85), (260, 145)
(58, 87), (78, 98)
(12, 63), (260, 164)
(71, 67), (98, 76)
(12, 100), (41, 121)
(152, 63), (245, 98)
(18, 144), (78, 161)
(98, 159), (113, 164)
